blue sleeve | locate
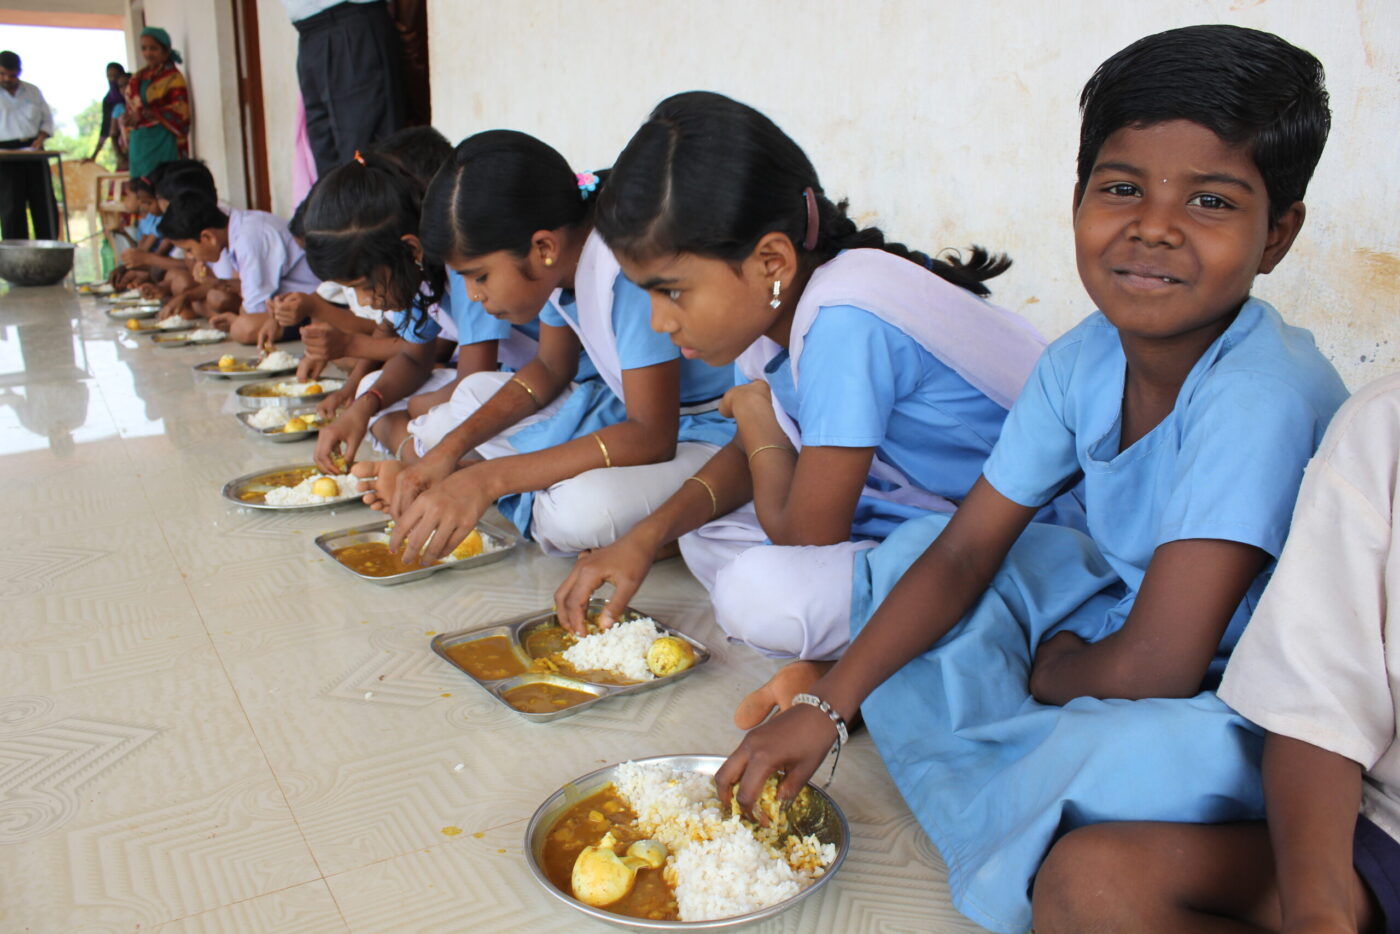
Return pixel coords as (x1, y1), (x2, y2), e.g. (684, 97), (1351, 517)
(137, 214), (160, 237)
(447, 270), (510, 346)
(1158, 372), (1330, 558)
(539, 299), (568, 328)
(388, 308), (442, 344)
(793, 305), (922, 448)
(611, 273), (678, 371)
(982, 340), (1082, 508)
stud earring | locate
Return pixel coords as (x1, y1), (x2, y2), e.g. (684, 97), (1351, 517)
(770, 281), (782, 309)
(543, 256), (555, 267)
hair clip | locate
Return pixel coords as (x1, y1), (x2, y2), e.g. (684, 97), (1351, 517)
(576, 171), (600, 200)
(353, 150), (366, 166)
(802, 186), (819, 251)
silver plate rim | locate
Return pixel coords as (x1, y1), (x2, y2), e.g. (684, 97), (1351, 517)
(220, 462), (364, 511)
(234, 406), (324, 442)
(192, 357), (295, 379)
(234, 377), (341, 407)
(522, 753), (850, 931)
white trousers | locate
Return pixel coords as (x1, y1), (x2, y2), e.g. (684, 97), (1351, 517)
(357, 367), (459, 455)
(407, 370), (573, 458)
(679, 503), (876, 661)
(412, 370), (719, 557)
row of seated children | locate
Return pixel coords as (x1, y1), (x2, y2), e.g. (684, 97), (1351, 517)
(285, 126), (735, 557)
(171, 21), (1391, 932)
(108, 161), (213, 300)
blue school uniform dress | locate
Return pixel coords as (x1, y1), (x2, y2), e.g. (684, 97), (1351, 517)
(135, 212), (161, 240)
(447, 274), (599, 381)
(849, 298), (1348, 933)
(494, 234), (735, 536)
(762, 305), (1044, 540)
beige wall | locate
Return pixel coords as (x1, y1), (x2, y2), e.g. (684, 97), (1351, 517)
(426, 0), (1400, 388)
(136, 0), (248, 208)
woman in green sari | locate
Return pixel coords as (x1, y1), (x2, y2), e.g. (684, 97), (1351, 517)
(123, 27), (189, 178)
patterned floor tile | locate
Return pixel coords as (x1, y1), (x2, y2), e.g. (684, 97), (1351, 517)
(0, 289), (987, 933)
(152, 879), (346, 934)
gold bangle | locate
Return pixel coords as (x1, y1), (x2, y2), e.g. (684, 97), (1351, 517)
(510, 375), (541, 407)
(747, 443), (797, 465)
(593, 431), (613, 468)
(685, 475), (719, 518)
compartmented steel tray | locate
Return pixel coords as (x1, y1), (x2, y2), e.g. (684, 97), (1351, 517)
(314, 516), (519, 584)
(431, 602), (711, 722)
(220, 462), (364, 510)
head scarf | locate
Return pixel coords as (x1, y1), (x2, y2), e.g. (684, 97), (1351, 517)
(140, 27), (183, 65)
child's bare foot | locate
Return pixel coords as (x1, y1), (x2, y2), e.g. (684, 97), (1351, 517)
(734, 660), (836, 729)
(352, 459), (403, 512)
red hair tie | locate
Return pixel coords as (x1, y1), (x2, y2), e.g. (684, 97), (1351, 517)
(802, 187), (819, 251)
(353, 150), (366, 166)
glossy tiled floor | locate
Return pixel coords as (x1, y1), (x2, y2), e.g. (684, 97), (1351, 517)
(0, 283), (983, 933)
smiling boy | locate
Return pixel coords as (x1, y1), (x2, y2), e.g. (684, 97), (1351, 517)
(708, 24), (1348, 934)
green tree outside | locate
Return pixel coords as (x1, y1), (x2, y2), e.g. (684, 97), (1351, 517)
(46, 98), (116, 171)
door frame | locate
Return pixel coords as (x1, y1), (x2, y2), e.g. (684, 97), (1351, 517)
(230, 0), (271, 211)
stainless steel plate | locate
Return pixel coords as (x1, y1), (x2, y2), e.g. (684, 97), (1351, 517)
(192, 357), (291, 379)
(524, 754), (849, 930)
(133, 319), (197, 335)
(234, 378), (342, 408)
(431, 601), (711, 722)
(220, 462), (364, 511)
(106, 305), (159, 320)
(152, 330), (229, 348)
(313, 517), (520, 585)
(235, 406), (325, 442)
(101, 292), (146, 305)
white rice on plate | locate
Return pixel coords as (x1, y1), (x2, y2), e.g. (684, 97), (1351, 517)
(157, 315), (190, 329)
(262, 472), (362, 506)
(188, 328), (228, 342)
(273, 379), (343, 396)
(561, 617), (662, 683)
(248, 407), (303, 430)
(257, 350), (299, 370)
(612, 761), (836, 922)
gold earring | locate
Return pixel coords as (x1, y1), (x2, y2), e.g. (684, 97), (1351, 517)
(543, 256), (555, 267)
(769, 281), (782, 309)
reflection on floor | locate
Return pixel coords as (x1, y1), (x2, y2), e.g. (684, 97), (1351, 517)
(0, 283), (983, 933)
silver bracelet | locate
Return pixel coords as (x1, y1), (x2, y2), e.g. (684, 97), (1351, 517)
(792, 692), (848, 786)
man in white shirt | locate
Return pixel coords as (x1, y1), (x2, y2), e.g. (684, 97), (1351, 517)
(0, 50), (57, 240)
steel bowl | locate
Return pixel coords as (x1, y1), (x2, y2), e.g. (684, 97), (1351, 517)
(0, 239), (75, 287)
(525, 754), (849, 930)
